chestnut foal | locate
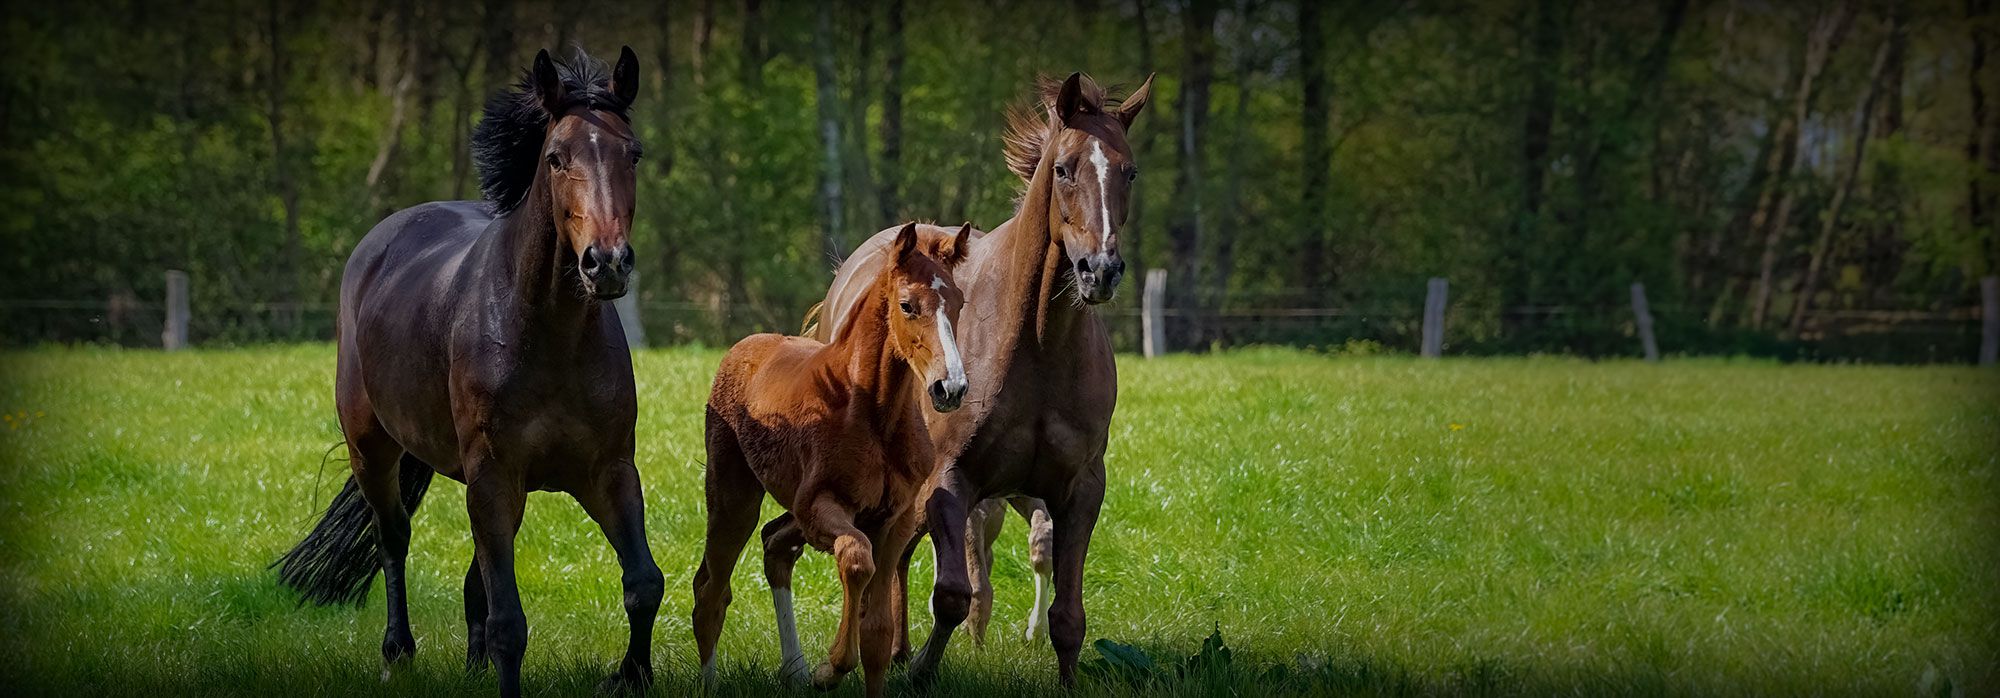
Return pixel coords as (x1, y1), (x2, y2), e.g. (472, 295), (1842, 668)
(695, 222), (973, 697)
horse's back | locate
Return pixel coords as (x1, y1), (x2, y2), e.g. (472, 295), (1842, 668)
(342, 201), (492, 305)
(812, 223), (986, 342)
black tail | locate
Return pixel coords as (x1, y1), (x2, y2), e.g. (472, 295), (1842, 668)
(273, 456), (434, 606)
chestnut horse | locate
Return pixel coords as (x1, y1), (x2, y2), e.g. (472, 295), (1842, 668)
(794, 228), (1056, 648)
(802, 73), (1152, 686)
(695, 222), (973, 698)
(274, 48), (658, 698)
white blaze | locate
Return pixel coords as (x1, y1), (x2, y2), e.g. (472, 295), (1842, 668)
(932, 276), (966, 389)
(1090, 140), (1113, 247)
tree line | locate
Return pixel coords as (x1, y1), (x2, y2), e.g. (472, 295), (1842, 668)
(1, 0), (1994, 359)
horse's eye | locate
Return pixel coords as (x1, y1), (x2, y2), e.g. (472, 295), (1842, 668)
(899, 300), (916, 316)
(1053, 163), (1070, 180)
(546, 153), (563, 170)
(1126, 167), (1138, 182)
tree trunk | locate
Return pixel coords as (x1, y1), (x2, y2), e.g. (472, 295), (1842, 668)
(813, 0), (847, 263)
(1509, 0), (1563, 320)
(1210, 0), (1262, 323)
(877, 0), (905, 224)
(1862, 1), (1908, 302)
(1790, 30), (1895, 335)
(1125, 0), (1158, 277)
(480, 0), (515, 94)
(692, 0), (715, 84)
(1297, 0), (1330, 296)
(1970, 0), (1999, 275)
(1747, 1), (1850, 329)
(741, 0), (765, 91)
(264, 0), (303, 330)
(1168, 0), (1216, 347)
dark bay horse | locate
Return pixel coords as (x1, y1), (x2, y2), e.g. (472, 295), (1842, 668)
(274, 47), (658, 698)
(696, 222), (973, 698)
(804, 73), (1152, 686)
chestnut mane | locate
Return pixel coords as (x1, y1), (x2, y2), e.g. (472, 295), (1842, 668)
(1001, 74), (1132, 186)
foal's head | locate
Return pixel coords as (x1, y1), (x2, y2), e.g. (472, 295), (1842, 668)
(882, 222), (973, 413)
(1005, 72), (1154, 305)
(474, 47), (644, 300)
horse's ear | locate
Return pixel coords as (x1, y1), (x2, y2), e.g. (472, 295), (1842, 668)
(610, 46), (641, 106)
(1117, 73), (1154, 130)
(943, 222), (974, 269)
(531, 49), (565, 114)
(1054, 72), (1088, 124)
(891, 222), (920, 269)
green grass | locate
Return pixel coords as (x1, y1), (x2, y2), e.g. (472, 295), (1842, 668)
(1, 345), (1996, 696)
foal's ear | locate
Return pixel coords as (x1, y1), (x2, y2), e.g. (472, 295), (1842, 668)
(891, 222), (920, 269)
(531, 49), (566, 114)
(610, 46), (641, 107)
(1054, 72), (1089, 124)
(1117, 73), (1154, 130)
(942, 221), (975, 269)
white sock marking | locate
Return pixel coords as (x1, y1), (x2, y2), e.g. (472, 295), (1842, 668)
(773, 587), (808, 682)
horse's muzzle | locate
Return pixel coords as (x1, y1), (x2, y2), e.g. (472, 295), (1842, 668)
(580, 243), (635, 300)
(929, 378), (966, 413)
(1073, 254), (1125, 304)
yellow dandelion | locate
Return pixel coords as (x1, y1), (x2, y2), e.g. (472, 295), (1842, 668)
(1448, 423), (1465, 431)
(35, 412), (44, 418)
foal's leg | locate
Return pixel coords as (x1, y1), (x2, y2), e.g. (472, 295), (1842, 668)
(347, 427), (416, 670)
(890, 535), (920, 664)
(1047, 465), (1107, 688)
(908, 466), (975, 684)
(963, 498), (1005, 647)
(859, 516), (920, 698)
(804, 496), (875, 691)
(693, 414), (762, 687)
(1010, 496), (1055, 642)
(759, 513), (810, 684)
(574, 459), (664, 693)
(464, 444), (531, 698)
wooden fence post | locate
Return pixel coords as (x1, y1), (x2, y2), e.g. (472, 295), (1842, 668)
(1981, 275), (1997, 366)
(1142, 269), (1166, 358)
(1421, 277), (1448, 358)
(614, 271), (646, 350)
(1631, 281), (1660, 362)
(162, 270), (189, 351)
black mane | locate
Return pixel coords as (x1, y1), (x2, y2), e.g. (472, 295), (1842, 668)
(470, 48), (631, 215)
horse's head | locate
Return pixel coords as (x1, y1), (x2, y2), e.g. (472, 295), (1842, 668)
(1012, 72), (1153, 305)
(527, 47), (642, 300)
(883, 222), (973, 413)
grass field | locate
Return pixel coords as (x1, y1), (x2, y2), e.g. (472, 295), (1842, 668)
(0, 346), (1996, 696)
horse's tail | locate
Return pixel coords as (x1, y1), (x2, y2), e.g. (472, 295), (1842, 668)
(273, 457), (434, 606)
(799, 301), (825, 338)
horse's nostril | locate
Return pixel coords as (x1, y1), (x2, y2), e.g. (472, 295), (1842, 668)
(580, 248), (602, 274)
(929, 381), (947, 401)
(1074, 257), (1093, 275)
(1105, 258), (1125, 280)
(618, 245), (635, 274)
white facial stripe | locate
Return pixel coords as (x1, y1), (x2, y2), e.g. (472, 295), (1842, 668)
(1090, 140), (1112, 247)
(932, 275), (946, 290)
(935, 304), (967, 386)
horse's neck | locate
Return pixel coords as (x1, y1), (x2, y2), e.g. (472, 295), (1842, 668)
(485, 176), (595, 335)
(824, 285), (920, 419)
(981, 173), (1093, 355)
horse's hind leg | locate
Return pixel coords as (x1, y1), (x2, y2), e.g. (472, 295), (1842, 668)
(348, 428), (417, 669)
(1010, 496), (1055, 642)
(462, 558), (488, 670)
(760, 513), (809, 684)
(963, 498), (1005, 647)
(574, 459), (664, 693)
(693, 411), (761, 686)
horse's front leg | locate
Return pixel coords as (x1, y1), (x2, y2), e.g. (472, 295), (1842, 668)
(574, 459), (664, 694)
(1047, 461), (1106, 688)
(908, 465), (975, 685)
(802, 496), (875, 691)
(464, 444), (530, 698)
(859, 514), (920, 698)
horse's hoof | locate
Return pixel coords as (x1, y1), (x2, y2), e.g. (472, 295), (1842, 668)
(904, 653), (939, 691)
(810, 662), (845, 692)
(596, 664), (654, 696)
